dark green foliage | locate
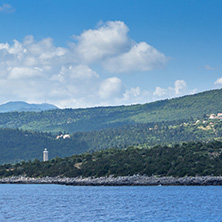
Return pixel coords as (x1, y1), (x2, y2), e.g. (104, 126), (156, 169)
(1, 117), (222, 164)
(68, 117), (222, 152)
(1, 141), (222, 178)
(0, 128), (90, 165)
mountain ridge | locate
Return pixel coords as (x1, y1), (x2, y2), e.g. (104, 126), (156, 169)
(0, 101), (59, 113)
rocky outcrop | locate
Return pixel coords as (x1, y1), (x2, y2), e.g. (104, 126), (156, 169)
(1, 175), (222, 186)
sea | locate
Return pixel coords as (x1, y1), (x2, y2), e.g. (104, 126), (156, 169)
(0, 184), (222, 222)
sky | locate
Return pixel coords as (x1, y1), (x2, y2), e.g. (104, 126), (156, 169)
(0, 0), (222, 108)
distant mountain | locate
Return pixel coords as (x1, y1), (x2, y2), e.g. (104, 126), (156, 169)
(0, 101), (59, 113)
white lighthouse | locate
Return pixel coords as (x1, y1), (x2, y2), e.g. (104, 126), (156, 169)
(43, 148), (48, 162)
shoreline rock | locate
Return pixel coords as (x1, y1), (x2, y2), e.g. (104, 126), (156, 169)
(1, 175), (222, 186)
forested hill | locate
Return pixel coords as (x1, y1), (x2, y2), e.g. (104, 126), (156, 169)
(1, 116), (222, 164)
(2, 141), (222, 178)
(0, 88), (221, 133)
(0, 128), (90, 165)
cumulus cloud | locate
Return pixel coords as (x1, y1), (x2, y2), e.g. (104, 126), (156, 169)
(53, 65), (99, 83)
(0, 21), (169, 108)
(153, 87), (167, 97)
(75, 21), (130, 63)
(215, 78), (222, 85)
(174, 80), (187, 95)
(0, 3), (15, 13)
(74, 20), (168, 72)
(121, 87), (152, 105)
(8, 67), (43, 80)
(103, 42), (167, 73)
(99, 77), (124, 100)
(153, 80), (196, 100)
(0, 36), (96, 107)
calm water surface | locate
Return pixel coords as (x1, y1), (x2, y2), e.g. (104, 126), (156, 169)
(0, 184), (222, 221)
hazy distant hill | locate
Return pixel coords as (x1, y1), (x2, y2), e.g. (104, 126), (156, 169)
(0, 88), (221, 133)
(0, 101), (58, 113)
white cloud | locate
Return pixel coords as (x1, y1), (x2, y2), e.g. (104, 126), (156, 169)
(0, 3), (15, 13)
(75, 21), (130, 63)
(0, 21), (169, 108)
(68, 65), (99, 79)
(103, 42), (167, 73)
(98, 77), (124, 100)
(174, 80), (187, 95)
(52, 65), (99, 83)
(74, 20), (167, 73)
(0, 42), (10, 50)
(8, 67), (43, 80)
(153, 87), (167, 97)
(0, 36), (99, 107)
(153, 80), (195, 100)
(215, 78), (222, 85)
(121, 87), (152, 105)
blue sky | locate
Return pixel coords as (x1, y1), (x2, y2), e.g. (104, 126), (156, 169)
(0, 0), (222, 108)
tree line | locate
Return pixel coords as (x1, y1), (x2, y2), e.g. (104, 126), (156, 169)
(1, 140), (222, 178)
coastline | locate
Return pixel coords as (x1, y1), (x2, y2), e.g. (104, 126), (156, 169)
(1, 175), (222, 186)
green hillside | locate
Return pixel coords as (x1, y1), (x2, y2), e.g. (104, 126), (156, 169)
(2, 141), (222, 178)
(0, 88), (222, 165)
(72, 118), (222, 151)
(0, 128), (90, 165)
(0, 116), (222, 164)
(0, 88), (221, 133)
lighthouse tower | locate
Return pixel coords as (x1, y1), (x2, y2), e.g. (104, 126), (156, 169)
(43, 148), (48, 162)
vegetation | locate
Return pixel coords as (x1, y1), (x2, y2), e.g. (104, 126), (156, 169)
(1, 141), (222, 178)
(0, 128), (90, 165)
(1, 88), (222, 168)
(0, 116), (222, 164)
(73, 118), (222, 151)
(0, 88), (221, 133)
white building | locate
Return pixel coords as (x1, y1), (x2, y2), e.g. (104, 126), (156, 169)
(209, 114), (216, 119)
(43, 148), (48, 162)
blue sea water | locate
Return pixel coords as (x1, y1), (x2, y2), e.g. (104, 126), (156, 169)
(0, 185), (222, 222)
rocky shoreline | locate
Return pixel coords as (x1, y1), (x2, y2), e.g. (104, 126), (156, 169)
(1, 175), (222, 186)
